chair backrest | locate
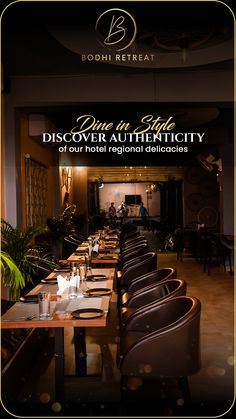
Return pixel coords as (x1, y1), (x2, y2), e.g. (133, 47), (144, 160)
(74, 232), (88, 242)
(125, 279), (187, 309)
(121, 252), (157, 287)
(30, 260), (56, 281)
(122, 235), (146, 251)
(68, 235), (82, 245)
(122, 251), (155, 272)
(120, 229), (139, 245)
(120, 242), (149, 265)
(62, 237), (78, 259)
(127, 267), (177, 293)
(120, 296), (201, 377)
(207, 236), (231, 256)
(122, 240), (148, 256)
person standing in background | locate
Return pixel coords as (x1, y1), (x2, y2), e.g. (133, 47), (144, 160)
(108, 202), (117, 228)
(139, 202), (149, 230)
(117, 201), (128, 226)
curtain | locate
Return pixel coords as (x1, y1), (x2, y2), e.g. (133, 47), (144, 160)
(25, 157), (48, 226)
(88, 182), (100, 215)
(160, 180), (183, 232)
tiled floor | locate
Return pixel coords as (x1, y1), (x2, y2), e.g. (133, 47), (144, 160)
(2, 231), (234, 417)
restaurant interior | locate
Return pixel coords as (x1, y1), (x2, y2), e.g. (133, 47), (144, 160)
(0, 1), (234, 417)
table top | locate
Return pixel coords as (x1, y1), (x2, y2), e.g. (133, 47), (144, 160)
(1, 268), (115, 329)
(45, 267), (115, 281)
(99, 243), (119, 251)
(67, 253), (119, 264)
(92, 253), (119, 264)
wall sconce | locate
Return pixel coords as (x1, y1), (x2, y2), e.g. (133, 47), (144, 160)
(197, 154), (222, 173)
(146, 184), (155, 193)
(150, 183), (159, 192)
(62, 166), (72, 192)
(95, 176), (104, 188)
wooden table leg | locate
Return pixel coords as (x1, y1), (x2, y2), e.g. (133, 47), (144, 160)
(74, 327), (87, 376)
(54, 328), (64, 401)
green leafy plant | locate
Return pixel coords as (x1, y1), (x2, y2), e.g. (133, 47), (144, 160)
(1, 219), (55, 300)
(88, 211), (107, 233)
(47, 204), (83, 259)
(0, 251), (25, 300)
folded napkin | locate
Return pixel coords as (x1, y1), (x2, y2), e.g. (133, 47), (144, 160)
(57, 275), (80, 296)
(92, 243), (99, 253)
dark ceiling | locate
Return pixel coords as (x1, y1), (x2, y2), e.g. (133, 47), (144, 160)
(1, 1), (234, 166)
(1, 0), (234, 76)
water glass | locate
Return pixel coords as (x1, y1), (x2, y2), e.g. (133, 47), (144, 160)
(85, 254), (92, 269)
(79, 264), (88, 291)
(68, 275), (77, 299)
(70, 262), (77, 276)
(86, 266), (93, 278)
(79, 264), (87, 280)
(38, 292), (52, 320)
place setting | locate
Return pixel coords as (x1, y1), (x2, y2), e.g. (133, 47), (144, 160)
(96, 254), (118, 260)
(54, 263), (112, 300)
(83, 288), (112, 297)
(19, 295), (39, 303)
(2, 291), (56, 322)
(86, 270), (108, 281)
(70, 308), (104, 319)
(41, 278), (58, 285)
(1, 303), (39, 322)
(54, 294), (106, 320)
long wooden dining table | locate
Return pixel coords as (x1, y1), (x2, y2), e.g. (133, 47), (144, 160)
(1, 267), (116, 401)
(67, 233), (120, 267)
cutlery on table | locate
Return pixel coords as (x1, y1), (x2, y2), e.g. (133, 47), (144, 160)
(2, 314), (37, 321)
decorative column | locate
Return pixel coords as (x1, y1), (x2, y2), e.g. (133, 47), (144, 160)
(71, 167), (88, 235)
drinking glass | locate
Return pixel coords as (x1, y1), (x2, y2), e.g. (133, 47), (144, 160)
(85, 254), (91, 269)
(86, 266), (93, 278)
(70, 262), (77, 276)
(79, 264), (88, 291)
(68, 275), (78, 299)
(38, 292), (52, 319)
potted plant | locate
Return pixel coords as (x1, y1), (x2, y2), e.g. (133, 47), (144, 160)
(88, 211), (107, 233)
(1, 219), (56, 300)
(0, 251), (25, 300)
(46, 204), (79, 259)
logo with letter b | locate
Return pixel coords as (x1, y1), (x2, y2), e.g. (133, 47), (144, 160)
(95, 8), (137, 51)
